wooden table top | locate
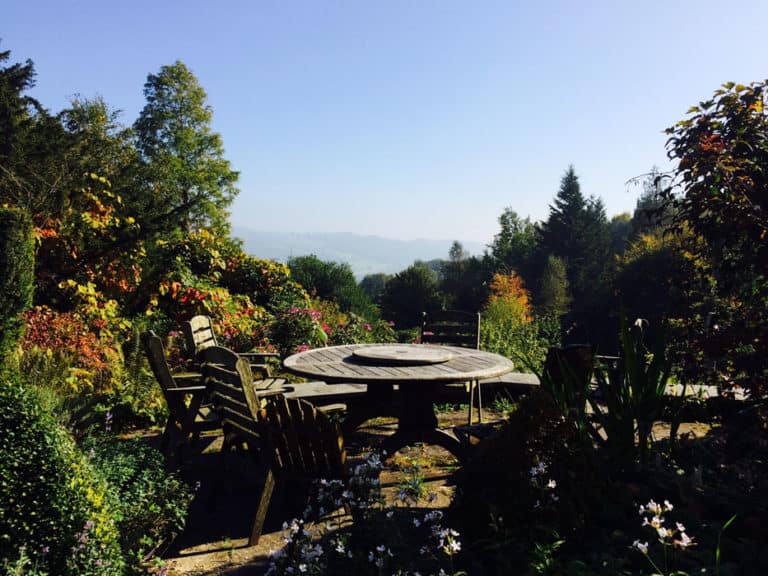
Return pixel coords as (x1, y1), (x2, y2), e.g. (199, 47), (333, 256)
(283, 343), (514, 384)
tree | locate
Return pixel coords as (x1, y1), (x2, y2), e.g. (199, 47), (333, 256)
(538, 166), (612, 344)
(538, 254), (570, 319)
(288, 255), (373, 317)
(134, 61), (239, 233)
(608, 212), (632, 254)
(380, 265), (441, 329)
(489, 208), (538, 282)
(629, 166), (674, 237)
(664, 80), (768, 397)
(359, 273), (390, 305)
(0, 48), (71, 218)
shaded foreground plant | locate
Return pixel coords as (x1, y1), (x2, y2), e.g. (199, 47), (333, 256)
(266, 452), (466, 576)
(589, 313), (673, 469)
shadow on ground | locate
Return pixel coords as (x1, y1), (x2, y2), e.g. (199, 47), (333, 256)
(161, 410), (492, 575)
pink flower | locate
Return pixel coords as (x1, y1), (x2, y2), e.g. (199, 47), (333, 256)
(363, 324), (372, 331)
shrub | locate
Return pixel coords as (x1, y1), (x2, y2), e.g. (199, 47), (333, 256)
(82, 435), (193, 574)
(0, 378), (123, 575)
(451, 389), (626, 574)
(270, 307), (328, 357)
(0, 206), (34, 363)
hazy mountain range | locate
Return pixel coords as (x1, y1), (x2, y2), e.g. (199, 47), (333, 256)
(232, 227), (487, 278)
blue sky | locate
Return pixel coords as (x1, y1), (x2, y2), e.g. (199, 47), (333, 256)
(5, 0), (767, 245)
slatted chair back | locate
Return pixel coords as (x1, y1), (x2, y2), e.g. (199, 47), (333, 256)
(421, 310), (481, 349)
(203, 353), (264, 450)
(184, 315), (278, 376)
(183, 314), (218, 356)
(261, 395), (346, 479)
(246, 395), (346, 545)
(141, 330), (216, 460)
(421, 310), (483, 424)
(142, 330), (190, 419)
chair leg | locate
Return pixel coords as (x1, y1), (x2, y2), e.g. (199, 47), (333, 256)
(467, 381), (474, 425)
(250, 468), (276, 546)
(475, 380), (483, 423)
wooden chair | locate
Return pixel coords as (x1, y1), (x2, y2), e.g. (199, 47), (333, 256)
(421, 310), (483, 424)
(141, 330), (219, 461)
(183, 314), (278, 374)
(201, 347), (284, 458)
(254, 395), (346, 545)
(202, 354), (346, 546)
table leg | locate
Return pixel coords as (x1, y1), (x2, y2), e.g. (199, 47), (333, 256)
(341, 383), (399, 435)
(382, 382), (467, 463)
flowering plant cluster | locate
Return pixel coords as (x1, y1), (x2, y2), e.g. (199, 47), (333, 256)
(266, 452), (465, 576)
(633, 498), (695, 576)
(269, 307), (328, 356)
(20, 306), (119, 394)
(327, 313), (397, 346)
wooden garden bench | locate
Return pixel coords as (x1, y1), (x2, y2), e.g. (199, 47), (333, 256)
(141, 330), (219, 462)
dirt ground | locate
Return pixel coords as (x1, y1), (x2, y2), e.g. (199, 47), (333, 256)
(159, 407), (713, 576)
(161, 408), (483, 576)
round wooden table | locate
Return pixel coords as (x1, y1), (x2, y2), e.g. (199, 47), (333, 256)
(283, 343), (514, 462)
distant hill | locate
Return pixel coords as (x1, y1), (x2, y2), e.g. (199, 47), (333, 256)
(232, 228), (487, 278)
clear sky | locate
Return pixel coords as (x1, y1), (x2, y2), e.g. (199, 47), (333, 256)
(5, 0), (767, 245)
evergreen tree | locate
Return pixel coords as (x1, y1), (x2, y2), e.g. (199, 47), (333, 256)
(134, 61), (239, 234)
(0, 48), (71, 217)
(538, 166), (612, 344)
(538, 254), (570, 319)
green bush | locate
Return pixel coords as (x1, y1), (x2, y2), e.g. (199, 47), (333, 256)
(451, 389), (628, 574)
(82, 435), (193, 574)
(0, 378), (123, 575)
(0, 207), (34, 363)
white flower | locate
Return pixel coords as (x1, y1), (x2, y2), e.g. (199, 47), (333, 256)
(376, 544), (386, 553)
(335, 541), (345, 554)
(664, 499), (674, 512)
(657, 527), (669, 539)
(547, 479), (557, 489)
(676, 522), (686, 533)
(633, 540), (649, 554)
(298, 564), (307, 573)
(386, 510), (394, 519)
(676, 532), (695, 549)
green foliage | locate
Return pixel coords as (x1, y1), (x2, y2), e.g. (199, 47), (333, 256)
(665, 80), (768, 398)
(288, 255), (375, 317)
(452, 389), (620, 575)
(539, 165), (613, 344)
(489, 208), (539, 281)
(537, 254), (570, 318)
(269, 307), (328, 357)
(591, 315), (672, 468)
(326, 313), (397, 346)
(0, 49), (71, 218)
(0, 206), (34, 363)
(221, 251), (309, 314)
(81, 435), (193, 574)
(0, 379), (123, 575)
(134, 60), (239, 233)
(358, 272), (390, 305)
(380, 264), (442, 329)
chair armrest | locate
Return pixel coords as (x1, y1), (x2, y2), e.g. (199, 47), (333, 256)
(166, 386), (208, 394)
(173, 372), (203, 384)
(240, 352), (279, 362)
